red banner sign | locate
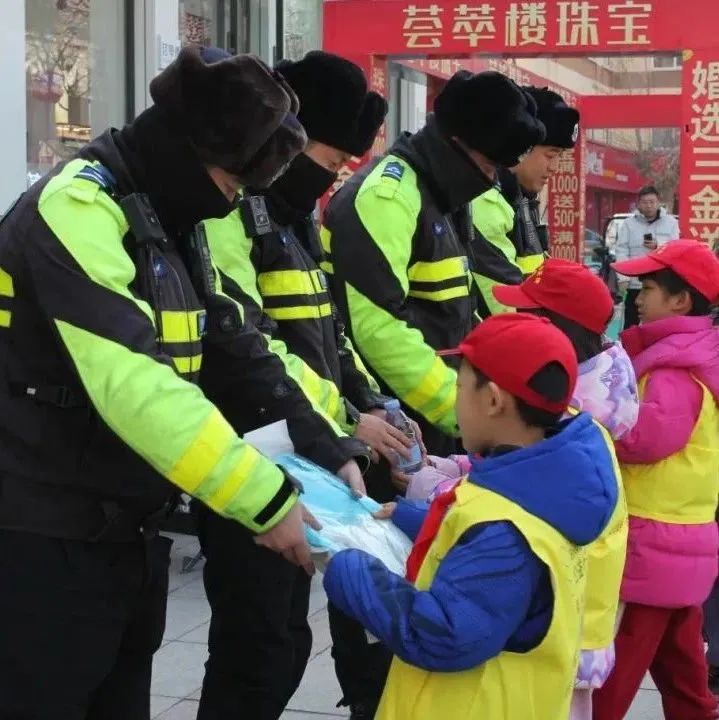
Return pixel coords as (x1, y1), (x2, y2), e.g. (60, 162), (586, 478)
(680, 49), (719, 249)
(585, 141), (650, 193)
(324, 0), (719, 57)
(546, 136), (586, 263)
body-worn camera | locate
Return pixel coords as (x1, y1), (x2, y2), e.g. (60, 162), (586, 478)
(239, 195), (273, 238)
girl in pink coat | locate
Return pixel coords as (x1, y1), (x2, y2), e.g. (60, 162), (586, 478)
(594, 240), (719, 720)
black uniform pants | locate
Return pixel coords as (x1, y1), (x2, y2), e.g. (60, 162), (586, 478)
(196, 507), (312, 720)
(0, 528), (171, 720)
(327, 463), (394, 709)
(327, 604), (392, 709)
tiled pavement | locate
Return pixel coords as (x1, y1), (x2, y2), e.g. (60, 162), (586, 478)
(151, 533), (663, 719)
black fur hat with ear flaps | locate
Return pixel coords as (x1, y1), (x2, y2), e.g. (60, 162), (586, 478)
(523, 86), (580, 149)
(149, 45), (307, 188)
(276, 51), (388, 157)
(434, 70), (547, 168)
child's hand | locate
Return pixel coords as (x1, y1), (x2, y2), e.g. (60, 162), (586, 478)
(373, 502), (397, 520)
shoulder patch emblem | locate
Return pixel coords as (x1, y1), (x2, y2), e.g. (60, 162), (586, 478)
(74, 164), (116, 192)
(381, 161), (405, 182)
(197, 311), (208, 337)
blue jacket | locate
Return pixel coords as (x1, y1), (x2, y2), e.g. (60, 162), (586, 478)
(323, 413), (617, 672)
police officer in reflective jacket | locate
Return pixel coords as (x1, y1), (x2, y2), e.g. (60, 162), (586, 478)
(0, 47), (311, 720)
(323, 71), (546, 457)
(472, 87), (580, 315)
(197, 52), (403, 720)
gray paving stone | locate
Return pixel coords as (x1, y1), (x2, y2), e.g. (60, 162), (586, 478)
(171, 576), (208, 599)
(627, 688), (663, 719)
(178, 620), (209, 645)
(309, 574), (328, 615)
(286, 648), (349, 717)
(163, 595), (211, 641)
(153, 699), (200, 719)
(151, 640), (206, 699)
(151, 695), (182, 718)
(640, 673), (657, 690)
(164, 535), (201, 589)
(308, 607), (333, 659)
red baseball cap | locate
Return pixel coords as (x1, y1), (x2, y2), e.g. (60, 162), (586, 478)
(439, 313), (578, 414)
(612, 239), (719, 302)
(492, 258), (614, 334)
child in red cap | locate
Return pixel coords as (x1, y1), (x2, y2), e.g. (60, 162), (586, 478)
(493, 258), (638, 720)
(592, 239), (719, 720)
(386, 261), (635, 720)
(323, 313), (618, 720)
(404, 259), (636, 503)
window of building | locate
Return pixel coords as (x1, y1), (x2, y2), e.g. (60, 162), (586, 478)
(179, 0), (250, 53)
(283, 0), (322, 61)
(652, 55), (681, 69)
(25, 0), (128, 184)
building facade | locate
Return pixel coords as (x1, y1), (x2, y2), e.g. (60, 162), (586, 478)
(1, 0), (681, 237)
(0, 0), (324, 213)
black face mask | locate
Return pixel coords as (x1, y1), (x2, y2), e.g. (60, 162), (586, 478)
(268, 152), (338, 217)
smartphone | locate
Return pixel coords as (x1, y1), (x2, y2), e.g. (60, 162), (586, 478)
(643, 233), (654, 247)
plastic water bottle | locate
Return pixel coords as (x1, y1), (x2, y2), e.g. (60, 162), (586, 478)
(383, 399), (423, 474)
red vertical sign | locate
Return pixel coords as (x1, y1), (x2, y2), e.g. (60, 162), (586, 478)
(546, 136), (586, 262)
(680, 49), (719, 250)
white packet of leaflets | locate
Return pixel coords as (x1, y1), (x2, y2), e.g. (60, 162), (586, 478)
(244, 420), (295, 458)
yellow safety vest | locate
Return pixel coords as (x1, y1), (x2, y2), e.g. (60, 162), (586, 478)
(517, 253), (546, 275)
(581, 419), (628, 650)
(377, 480), (587, 720)
(624, 375), (719, 524)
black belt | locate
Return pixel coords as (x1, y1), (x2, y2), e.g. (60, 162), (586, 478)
(8, 381), (86, 409)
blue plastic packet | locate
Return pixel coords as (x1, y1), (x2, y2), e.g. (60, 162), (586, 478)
(276, 454), (412, 574)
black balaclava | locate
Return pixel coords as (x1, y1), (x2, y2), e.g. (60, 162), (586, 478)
(117, 105), (235, 238)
